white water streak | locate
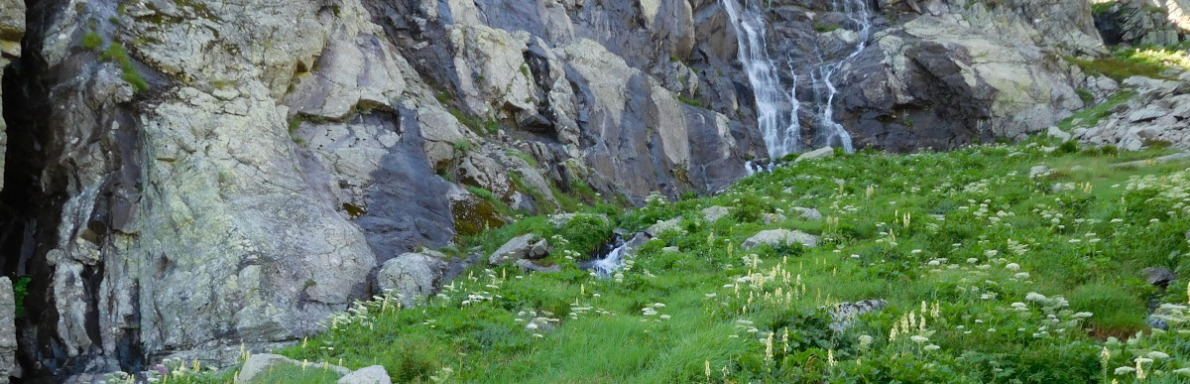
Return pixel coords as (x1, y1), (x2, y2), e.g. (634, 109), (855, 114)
(722, 0), (801, 161)
(814, 0), (871, 152)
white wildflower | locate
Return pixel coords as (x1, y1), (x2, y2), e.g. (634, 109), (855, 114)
(1146, 351), (1169, 359)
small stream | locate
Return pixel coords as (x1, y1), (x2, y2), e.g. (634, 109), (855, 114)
(581, 233), (648, 278)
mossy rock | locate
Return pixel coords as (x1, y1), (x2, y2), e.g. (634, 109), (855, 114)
(453, 198), (507, 237)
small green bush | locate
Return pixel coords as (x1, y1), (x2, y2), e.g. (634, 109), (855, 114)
(82, 32), (103, 50)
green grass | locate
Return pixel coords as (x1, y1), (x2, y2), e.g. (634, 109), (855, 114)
(82, 32), (103, 50)
(1057, 90), (1136, 130)
(505, 149), (536, 166)
(1092, 1), (1116, 16)
(165, 137), (1190, 383)
(814, 24), (841, 33)
(100, 42), (149, 93)
(1066, 46), (1188, 82)
(454, 140), (473, 153)
(678, 95), (703, 108)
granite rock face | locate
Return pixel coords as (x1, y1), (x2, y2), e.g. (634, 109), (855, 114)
(763, 0), (1102, 152)
(0, 0), (1133, 380)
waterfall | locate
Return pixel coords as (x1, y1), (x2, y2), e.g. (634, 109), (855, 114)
(723, 0), (873, 161)
(588, 241), (629, 278)
(811, 0), (871, 153)
(722, 0), (801, 161)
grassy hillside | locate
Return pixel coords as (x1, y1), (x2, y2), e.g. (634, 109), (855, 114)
(172, 138), (1190, 383)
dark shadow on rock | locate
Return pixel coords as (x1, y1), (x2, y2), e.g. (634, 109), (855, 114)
(357, 107), (456, 264)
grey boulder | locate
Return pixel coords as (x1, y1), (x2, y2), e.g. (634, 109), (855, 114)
(338, 366), (393, 384)
(742, 229), (819, 249)
(489, 234), (551, 265)
(376, 251), (450, 306)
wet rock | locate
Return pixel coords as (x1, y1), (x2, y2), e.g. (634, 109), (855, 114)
(376, 251), (450, 306)
(489, 234), (550, 265)
(828, 1), (1099, 152)
(742, 229), (819, 249)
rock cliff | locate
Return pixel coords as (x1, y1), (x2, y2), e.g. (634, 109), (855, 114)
(0, 0), (1127, 380)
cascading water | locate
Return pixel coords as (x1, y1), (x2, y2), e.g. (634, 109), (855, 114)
(723, 0), (874, 162)
(810, 0), (872, 153)
(587, 240), (629, 278)
(722, 0), (802, 162)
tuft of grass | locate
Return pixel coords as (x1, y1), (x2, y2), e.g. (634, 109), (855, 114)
(83, 32), (103, 50)
(1056, 90), (1135, 130)
(101, 42), (149, 93)
(454, 140), (473, 153)
(1068, 282), (1149, 332)
(813, 24), (840, 33)
(1076, 87), (1094, 104)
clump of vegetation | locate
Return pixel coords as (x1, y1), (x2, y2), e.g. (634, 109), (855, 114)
(1091, 1), (1117, 16)
(1076, 87), (1095, 104)
(1066, 47), (1184, 82)
(13, 277), (30, 318)
(100, 42), (150, 93)
(813, 24), (841, 33)
(82, 32), (104, 50)
(152, 135), (1190, 383)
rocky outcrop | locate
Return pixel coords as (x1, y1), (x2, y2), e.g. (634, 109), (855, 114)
(762, 0), (1102, 152)
(1071, 75), (1190, 150)
(1094, 0), (1190, 46)
(376, 251), (450, 307)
